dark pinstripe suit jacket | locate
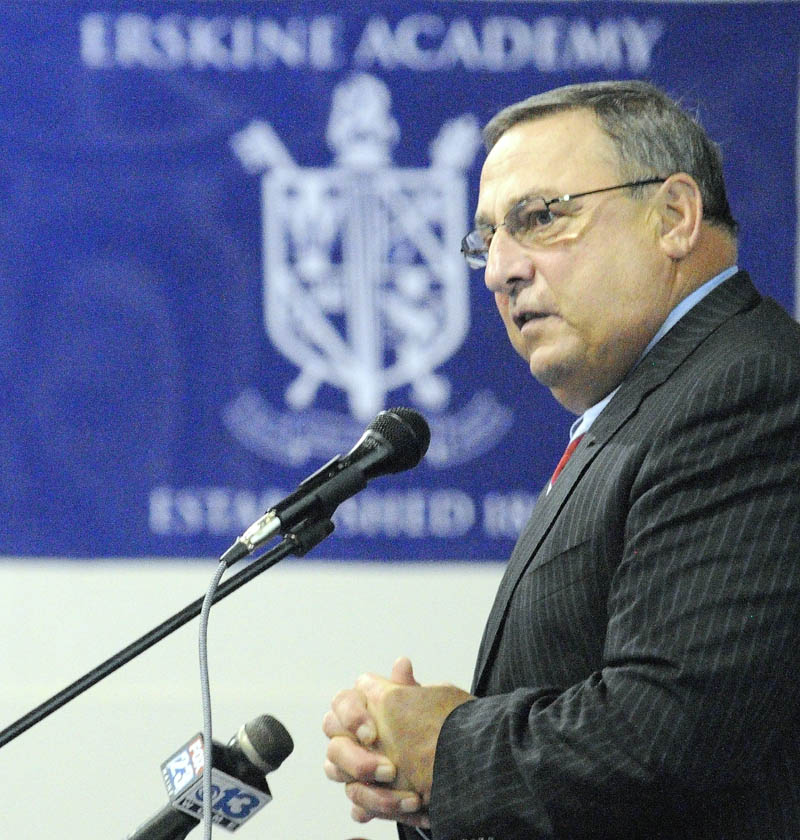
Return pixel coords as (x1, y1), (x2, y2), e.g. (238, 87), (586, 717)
(424, 271), (800, 839)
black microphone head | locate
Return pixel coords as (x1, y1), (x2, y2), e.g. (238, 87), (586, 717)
(236, 714), (294, 775)
(370, 407), (430, 472)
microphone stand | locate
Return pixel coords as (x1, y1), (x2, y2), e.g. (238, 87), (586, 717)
(0, 517), (334, 750)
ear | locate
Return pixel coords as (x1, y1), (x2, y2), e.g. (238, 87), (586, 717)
(656, 173), (703, 260)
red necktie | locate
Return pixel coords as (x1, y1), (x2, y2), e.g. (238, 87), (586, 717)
(549, 434), (584, 487)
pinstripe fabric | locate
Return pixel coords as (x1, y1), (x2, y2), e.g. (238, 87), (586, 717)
(423, 272), (800, 839)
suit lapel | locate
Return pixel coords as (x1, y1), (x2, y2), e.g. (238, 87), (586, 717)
(472, 271), (760, 694)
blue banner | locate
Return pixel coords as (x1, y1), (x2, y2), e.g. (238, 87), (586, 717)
(1, 1), (797, 559)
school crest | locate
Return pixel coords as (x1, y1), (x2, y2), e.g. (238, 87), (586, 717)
(225, 74), (512, 466)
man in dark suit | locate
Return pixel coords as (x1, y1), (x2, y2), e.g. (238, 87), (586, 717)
(322, 80), (800, 838)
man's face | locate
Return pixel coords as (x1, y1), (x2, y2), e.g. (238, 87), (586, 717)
(476, 109), (674, 413)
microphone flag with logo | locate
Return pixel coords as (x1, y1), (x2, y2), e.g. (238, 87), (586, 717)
(126, 714), (293, 839)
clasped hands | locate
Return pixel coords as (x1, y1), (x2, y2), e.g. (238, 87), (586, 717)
(323, 656), (473, 827)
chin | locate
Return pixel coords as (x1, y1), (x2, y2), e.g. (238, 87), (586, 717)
(527, 350), (574, 388)
(528, 357), (590, 413)
(530, 364), (569, 394)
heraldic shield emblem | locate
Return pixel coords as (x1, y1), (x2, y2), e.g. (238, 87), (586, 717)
(263, 162), (468, 423)
(228, 74), (511, 466)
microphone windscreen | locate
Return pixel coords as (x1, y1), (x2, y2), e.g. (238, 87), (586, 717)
(239, 715), (294, 774)
(377, 407), (431, 471)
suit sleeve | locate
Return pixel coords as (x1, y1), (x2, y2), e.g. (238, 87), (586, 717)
(428, 350), (800, 839)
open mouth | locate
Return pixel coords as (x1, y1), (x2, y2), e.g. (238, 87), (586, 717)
(513, 311), (551, 330)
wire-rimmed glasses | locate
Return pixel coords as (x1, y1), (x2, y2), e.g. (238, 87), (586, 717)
(460, 178), (668, 269)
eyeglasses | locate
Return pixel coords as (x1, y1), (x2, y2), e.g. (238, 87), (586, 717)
(460, 178), (667, 269)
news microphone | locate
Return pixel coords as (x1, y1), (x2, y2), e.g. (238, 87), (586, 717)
(220, 406), (430, 565)
(126, 714), (293, 839)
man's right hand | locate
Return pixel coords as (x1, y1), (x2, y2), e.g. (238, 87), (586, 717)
(323, 657), (429, 827)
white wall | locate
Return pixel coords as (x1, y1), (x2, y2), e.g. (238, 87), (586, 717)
(0, 558), (504, 840)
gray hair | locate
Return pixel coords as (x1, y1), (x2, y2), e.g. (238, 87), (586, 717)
(484, 80), (738, 235)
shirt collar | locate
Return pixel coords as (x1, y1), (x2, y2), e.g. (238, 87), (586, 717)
(569, 265), (739, 441)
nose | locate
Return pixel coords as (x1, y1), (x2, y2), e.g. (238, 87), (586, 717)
(482, 228), (534, 296)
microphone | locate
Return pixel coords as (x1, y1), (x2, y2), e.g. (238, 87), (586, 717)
(221, 406), (430, 565)
(126, 714), (293, 839)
